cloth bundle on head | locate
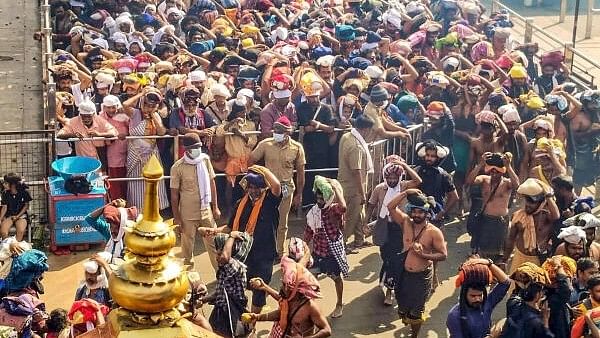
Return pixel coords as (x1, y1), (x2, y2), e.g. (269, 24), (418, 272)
(4, 249), (49, 292)
(335, 24), (355, 41)
(425, 101), (447, 119)
(521, 92), (546, 110)
(383, 155), (404, 178)
(517, 178), (551, 201)
(563, 212), (600, 230)
(475, 110), (497, 125)
(213, 232), (253, 262)
(68, 299), (109, 330)
(455, 262), (493, 288)
(542, 255), (576, 281)
(427, 73), (450, 88)
(404, 192), (432, 213)
(533, 118), (553, 133)
(557, 225), (586, 245)
(573, 196), (595, 214)
(94, 71), (115, 89)
(211, 83), (231, 98)
(312, 175), (336, 206)
(271, 74), (293, 99)
(545, 94), (568, 111)
(435, 32), (460, 50)
(382, 8), (403, 29)
(511, 262), (550, 286)
(396, 95), (419, 113)
(470, 41), (493, 63)
(508, 64), (527, 79)
(239, 166), (268, 190)
(300, 72), (323, 97)
(277, 256), (321, 333)
(485, 153), (507, 174)
(416, 140), (449, 159)
(499, 104), (520, 123)
(365, 65), (384, 80)
(280, 256), (321, 299)
(288, 237), (312, 265)
(535, 137), (565, 160)
(370, 84), (389, 102)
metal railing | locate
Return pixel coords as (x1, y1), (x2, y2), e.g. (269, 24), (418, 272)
(41, 0), (56, 129)
(492, 0), (599, 89)
(559, 0), (600, 39)
(54, 124), (425, 190)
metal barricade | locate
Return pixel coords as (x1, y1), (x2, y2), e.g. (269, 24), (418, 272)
(492, 0), (599, 89)
(0, 130), (55, 242)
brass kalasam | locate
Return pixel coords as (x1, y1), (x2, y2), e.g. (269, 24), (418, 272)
(108, 155), (189, 315)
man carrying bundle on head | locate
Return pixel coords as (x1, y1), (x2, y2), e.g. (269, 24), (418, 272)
(203, 165), (281, 316)
(446, 256), (511, 338)
(387, 189), (448, 338)
(303, 175), (348, 318)
(466, 151), (519, 263)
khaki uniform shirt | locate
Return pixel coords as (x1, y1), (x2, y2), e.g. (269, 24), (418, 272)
(337, 132), (368, 195)
(251, 138), (306, 183)
(170, 157), (216, 220)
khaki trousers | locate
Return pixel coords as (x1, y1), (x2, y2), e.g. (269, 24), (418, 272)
(277, 183), (295, 256)
(342, 189), (365, 245)
(181, 207), (218, 271)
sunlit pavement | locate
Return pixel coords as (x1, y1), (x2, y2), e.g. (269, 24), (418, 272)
(42, 186), (597, 337)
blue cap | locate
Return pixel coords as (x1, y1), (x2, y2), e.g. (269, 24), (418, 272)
(190, 40), (215, 55)
(335, 24), (356, 42)
(312, 46), (332, 59)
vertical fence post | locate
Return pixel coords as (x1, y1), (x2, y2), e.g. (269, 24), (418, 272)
(560, 0), (567, 23)
(491, 0), (499, 13)
(564, 42), (575, 73)
(524, 18), (534, 43)
(586, 0), (594, 39)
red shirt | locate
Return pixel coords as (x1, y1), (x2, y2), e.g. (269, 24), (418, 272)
(304, 203), (346, 257)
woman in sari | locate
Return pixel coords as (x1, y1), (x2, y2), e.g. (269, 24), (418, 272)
(122, 87), (170, 210)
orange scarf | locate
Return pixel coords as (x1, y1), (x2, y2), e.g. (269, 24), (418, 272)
(512, 201), (547, 252)
(231, 192), (266, 235)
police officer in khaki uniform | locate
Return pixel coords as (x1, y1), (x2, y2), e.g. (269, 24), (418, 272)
(170, 133), (220, 270)
(250, 116), (306, 257)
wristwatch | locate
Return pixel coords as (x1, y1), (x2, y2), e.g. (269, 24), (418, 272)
(486, 258), (494, 266)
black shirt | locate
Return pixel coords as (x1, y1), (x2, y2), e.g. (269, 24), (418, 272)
(1, 189), (32, 217)
(296, 102), (336, 168)
(229, 191), (282, 261)
(415, 165), (455, 207)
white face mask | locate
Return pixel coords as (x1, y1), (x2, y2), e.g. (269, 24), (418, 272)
(273, 133), (285, 143)
(188, 148), (202, 159)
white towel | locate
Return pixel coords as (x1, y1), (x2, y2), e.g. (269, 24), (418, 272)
(350, 128), (374, 174)
(379, 184), (401, 219)
(105, 207), (127, 261)
(183, 153), (212, 208)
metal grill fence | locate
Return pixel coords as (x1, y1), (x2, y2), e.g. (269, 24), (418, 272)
(0, 130), (54, 243)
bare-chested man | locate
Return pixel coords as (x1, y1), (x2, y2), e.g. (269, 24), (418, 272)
(465, 152), (520, 262)
(501, 178), (560, 273)
(388, 189), (448, 338)
(569, 90), (600, 195)
(497, 104), (528, 177)
(248, 256), (331, 338)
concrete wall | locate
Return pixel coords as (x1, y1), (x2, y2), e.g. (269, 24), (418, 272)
(0, 0), (44, 131)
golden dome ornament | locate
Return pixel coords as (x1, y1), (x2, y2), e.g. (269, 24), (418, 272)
(101, 155), (218, 337)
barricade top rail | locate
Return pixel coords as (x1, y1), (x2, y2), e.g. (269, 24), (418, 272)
(53, 124), (424, 142)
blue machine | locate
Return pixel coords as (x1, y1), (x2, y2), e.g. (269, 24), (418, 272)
(48, 157), (106, 249)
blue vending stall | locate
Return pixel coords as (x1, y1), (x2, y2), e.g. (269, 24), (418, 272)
(48, 157), (107, 252)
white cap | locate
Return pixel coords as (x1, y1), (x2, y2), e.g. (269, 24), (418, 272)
(188, 70), (206, 82)
(102, 95), (121, 108)
(272, 89), (292, 99)
(237, 88), (254, 99)
(211, 83), (231, 98)
(78, 100), (97, 115)
(84, 260), (99, 273)
(365, 65), (384, 80)
(316, 55), (335, 67)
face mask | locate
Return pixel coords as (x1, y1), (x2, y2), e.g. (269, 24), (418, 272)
(273, 133), (285, 143)
(188, 148), (202, 159)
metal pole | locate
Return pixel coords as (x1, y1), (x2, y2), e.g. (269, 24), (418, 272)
(585, 0), (594, 39)
(573, 0), (581, 47)
(524, 18), (534, 43)
(560, 0), (567, 23)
